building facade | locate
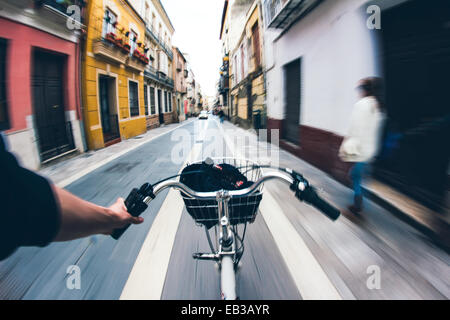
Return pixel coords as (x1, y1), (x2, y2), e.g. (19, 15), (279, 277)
(0, 0), (86, 170)
(220, 0), (266, 129)
(172, 47), (188, 122)
(185, 59), (197, 116)
(130, 0), (176, 129)
(82, 0), (148, 150)
(264, 0), (450, 211)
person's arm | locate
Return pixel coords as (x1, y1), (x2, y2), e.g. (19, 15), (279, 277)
(0, 134), (143, 261)
(52, 186), (143, 242)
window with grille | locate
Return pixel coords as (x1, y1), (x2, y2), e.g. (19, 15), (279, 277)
(0, 38), (9, 130)
(150, 86), (156, 115)
(164, 91), (168, 113)
(144, 84), (148, 115)
(169, 92), (172, 112)
(129, 81), (139, 117)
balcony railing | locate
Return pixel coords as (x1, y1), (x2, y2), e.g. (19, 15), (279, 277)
(34, 0), (86, 25)
(36, 0), (86, 14)
(145, 25), (174, 60)
(265, 0), (321, 29)
(144, 66), (174, 88)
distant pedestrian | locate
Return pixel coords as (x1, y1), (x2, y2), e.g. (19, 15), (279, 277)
(339, 77), (386, 214)
(219, 109), (225, 123)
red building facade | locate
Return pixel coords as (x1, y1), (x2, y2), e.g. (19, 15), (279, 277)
(0, 1), (85, 170)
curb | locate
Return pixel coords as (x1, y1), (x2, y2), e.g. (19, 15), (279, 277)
(362, 186), (450, 252)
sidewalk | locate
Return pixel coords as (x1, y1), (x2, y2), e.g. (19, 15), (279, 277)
(218, 119), (450, 251)
(39, 118), (195, 187)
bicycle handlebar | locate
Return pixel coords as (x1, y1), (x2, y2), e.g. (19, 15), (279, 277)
(111, 168), (340, 240)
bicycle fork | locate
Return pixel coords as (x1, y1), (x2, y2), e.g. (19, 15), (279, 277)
(192, 190), (237, 300)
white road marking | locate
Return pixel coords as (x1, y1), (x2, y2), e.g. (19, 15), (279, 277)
(120, 120), (208, 300)
(215, 118), (342, 300)
(56, 120), (194, 188)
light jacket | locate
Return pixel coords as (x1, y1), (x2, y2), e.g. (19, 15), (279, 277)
(339, 96), (385, 163)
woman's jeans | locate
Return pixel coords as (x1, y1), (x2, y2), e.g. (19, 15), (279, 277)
(350, 162), (367, 197)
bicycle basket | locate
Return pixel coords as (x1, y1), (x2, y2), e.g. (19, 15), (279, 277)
(180, 158), (264, 229)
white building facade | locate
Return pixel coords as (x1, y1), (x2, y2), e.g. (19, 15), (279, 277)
(129, 0), (176, 127)
(263, 0), (450, 210)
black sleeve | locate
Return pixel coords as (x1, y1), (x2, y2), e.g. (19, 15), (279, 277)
(0, 136), (61, 261)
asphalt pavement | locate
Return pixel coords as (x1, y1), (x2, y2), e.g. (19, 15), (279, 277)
(0, 117), (448, 300)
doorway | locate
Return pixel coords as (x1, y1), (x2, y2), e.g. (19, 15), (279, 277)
(376, 0), (450, 209)
(283, 58), (301, 145)
(99, 75), (120, 144)
(32, 50), (74, 161)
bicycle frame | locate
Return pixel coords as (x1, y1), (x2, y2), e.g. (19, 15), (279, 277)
(142, 170), (294, 300)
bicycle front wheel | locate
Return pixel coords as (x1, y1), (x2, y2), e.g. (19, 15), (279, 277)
(220, 255), (237, 300)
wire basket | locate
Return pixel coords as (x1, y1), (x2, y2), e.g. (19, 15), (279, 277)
(180, 158), (263, 229)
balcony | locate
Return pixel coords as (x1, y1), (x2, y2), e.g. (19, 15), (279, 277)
(92, 39), (128, 65)
(36, 0), (85, 13)
(126, 55), (146, 72)
(144, 66), (174, 89)
(146, 25), (160, 45)
(266, 0), (322, 29)
(32, 0), (86, 27)
(219, 75), (229, 94)
(145, 25), (174, 61)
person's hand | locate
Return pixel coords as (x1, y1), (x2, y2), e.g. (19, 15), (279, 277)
(103, 197), (144, 235)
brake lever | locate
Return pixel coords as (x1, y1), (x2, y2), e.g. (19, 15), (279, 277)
(289, 170), (310, 197)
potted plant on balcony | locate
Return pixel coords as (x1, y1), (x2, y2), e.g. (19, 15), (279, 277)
(140, 55), (150, 65)
(105, 32), (116, 43)
(133, 49), (142, 60)
(122, 43), (131, 54)
(115, 38), (124, 49)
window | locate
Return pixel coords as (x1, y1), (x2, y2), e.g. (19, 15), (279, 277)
(150, 86), (156, 114)
(130, 30), (138, 54)
(144, 84), (148, 115)
(129, 81), (139, 117)
(152, 13), (156, 30)
(252, 22), (261, 68)
(234, 54), (238, 85)
(144, 3), (149, 25)
(102, 8), (117, 38)
(0, 38), (9, 130)
(159, 51), (168, 74)
(168, 92), (172, 112)
(164, 91), (168, 113)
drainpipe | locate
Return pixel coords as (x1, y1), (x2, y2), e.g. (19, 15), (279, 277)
(76, 8), (88, 152)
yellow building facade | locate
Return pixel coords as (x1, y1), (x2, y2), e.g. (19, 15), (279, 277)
(82, 0), (148, 150)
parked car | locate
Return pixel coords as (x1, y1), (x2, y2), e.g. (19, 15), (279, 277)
(199, 111), (209, 120)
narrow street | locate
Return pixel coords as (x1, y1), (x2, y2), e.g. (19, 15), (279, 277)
(0, 117), (448, 300)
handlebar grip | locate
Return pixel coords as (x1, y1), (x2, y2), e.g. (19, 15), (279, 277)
(111, 188), (148, 240)
(297, 186), (340, 221)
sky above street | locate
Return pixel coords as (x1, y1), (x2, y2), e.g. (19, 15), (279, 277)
(160, 0), (224, 97)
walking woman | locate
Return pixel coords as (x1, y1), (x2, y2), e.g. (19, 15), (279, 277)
(339, 77), (386, 214)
